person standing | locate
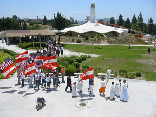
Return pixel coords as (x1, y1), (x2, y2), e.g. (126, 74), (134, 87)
(99, 77), (106, 95)
(60, 67), (65, 83)
(34, 72), (40, 90)
(60, 46), (64, 55)
(89, 78), (95, 96)
(21, 74), (25, 87)
(115, 79), (121, 97)
(28, 75), (33, 88)
(120, 80), (129, 102)
(110, 82), (115, 99)
(148, 48), (150, 55)
(153, 45), (155, 51)
(65, 75), (72, 92)
(46, 73), (51, 91)
(77, 77), (83, 93)
(56, 47), (60, 57)
(53, 72), (57, 88)
(41, 70), (46, 87)
(72, 82), (78, 97)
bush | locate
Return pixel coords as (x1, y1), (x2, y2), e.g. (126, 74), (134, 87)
(62, 61), (69, 67)
(73, 62), (80, 68)
(76, 39), (81, 43)
(72, 39), (74, 42)
(0, 74), (5, 79)
(75, 56), (82, 63)
(82, 64), (90, 72)
(135, 72), (141, 77)
(66, 65), (76, 76)
(87, 55), (91, 58)
(94, 66), (101, 76)
(18, 42), (46, 49)
(80, 55), (87, 61)
(68, 57), (75, 64)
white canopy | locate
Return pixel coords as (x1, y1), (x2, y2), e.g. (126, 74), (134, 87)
(62, 21), (128, 34)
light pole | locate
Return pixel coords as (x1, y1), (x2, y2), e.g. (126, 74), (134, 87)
(116, 36), (119, 78)
(91, 37), (93, 67)
(39, 33), (41, 52)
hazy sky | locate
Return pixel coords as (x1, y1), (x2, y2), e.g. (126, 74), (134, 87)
(0, 0), (156, 23)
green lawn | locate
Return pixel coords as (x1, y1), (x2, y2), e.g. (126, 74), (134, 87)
(63, 44), (156, 81)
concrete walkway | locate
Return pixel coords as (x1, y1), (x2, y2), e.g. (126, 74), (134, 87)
(0, 73), (156, 117)
(0, 40), (100, 57)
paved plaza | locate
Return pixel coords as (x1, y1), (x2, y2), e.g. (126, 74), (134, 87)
(0, 73), (156, 117)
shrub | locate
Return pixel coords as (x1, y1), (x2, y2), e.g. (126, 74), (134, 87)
(94, 66), (101, 76)
(72, 39), (74, 42)
(68, 57), (75, 64)
(87, 55), (91, 58)
(62, 61), (69, 67)
(82, 64), (90, 72)
(136, 72), (141, 77)
(0, 74), (5, 79)
(73, 62), (80, 68)
(66, 65), (76, 76)
(75, 56), (82, 63)
(80, 55), (87, 61)
(76, 39), (81, 43)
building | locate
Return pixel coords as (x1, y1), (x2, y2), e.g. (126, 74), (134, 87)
(62, 3), (128, 37)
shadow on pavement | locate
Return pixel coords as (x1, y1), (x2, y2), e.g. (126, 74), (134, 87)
(2, 90), (17, 94)
(23, 92), (35, 97)
(80, 98), (93, 101)
(18, 91), (27, 94)
(0, 87), (12, 89)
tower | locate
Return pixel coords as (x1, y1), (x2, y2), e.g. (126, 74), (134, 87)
(90, 3), (96, 23)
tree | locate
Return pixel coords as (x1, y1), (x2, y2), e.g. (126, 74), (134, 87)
(95, 33), (102, 47)
(132, 14), (137, 24)
(110, 17), (115, 24)
(147, 17), (154, 34)
(23, 21), (27, 30)
(125, 18), (131, 29)
(12, 15), (18, 20)
(85, 16), (90, 23)
(138, 12), (143, 31)
(117, 14), (124, 26)
(52, 12), (67, 44)
(43, 15), (47, 25)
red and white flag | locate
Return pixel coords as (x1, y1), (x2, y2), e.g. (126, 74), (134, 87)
(43, 55), (57, 65)
(23, 62), (37, 77)
(0, 57), (13, 70)
(15, 51), (29, 67)
(80, 67), (94, 80)
(42, 63), (59, 72)
(3, 64), (17, 79)
(15, 51), (29, 60)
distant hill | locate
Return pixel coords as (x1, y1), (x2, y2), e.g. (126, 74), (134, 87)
(77, 21), (86, 24)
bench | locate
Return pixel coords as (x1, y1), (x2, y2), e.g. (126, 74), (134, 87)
(97, 73), (115, 78)
(74, 73), (83, 77)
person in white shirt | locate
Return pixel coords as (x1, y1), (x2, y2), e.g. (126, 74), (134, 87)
(20, 74), (25, 87)
(60, 46), (63, 55)
(99, 77), (106, 95)
(35, 72), (40, 90)
(41, 70), (46, 87)
(72, 82), (78, 97)
(115, 79), (121, 97)
(46, 73), (51, 91)
(77, 77), (83, 93)
(120, 80), (129, 102)
(28, 75), (33, 88)
(110, 82), (115, 100)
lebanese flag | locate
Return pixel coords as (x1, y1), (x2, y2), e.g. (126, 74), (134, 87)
(3, 64), (17, 79)
(43, 55), (57, 65)
(15, 51), (29, 60)
(80, 67), (94, 80)
(23, 62), (37, 77)
(42, 63), (59, 72)
(15, 51), (29, 67)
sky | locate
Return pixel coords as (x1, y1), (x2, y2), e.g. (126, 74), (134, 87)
(0, 0), (156, 23)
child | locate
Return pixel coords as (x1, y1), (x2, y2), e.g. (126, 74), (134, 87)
(99, 77), (106, 95)
(110, 82), (115, 99)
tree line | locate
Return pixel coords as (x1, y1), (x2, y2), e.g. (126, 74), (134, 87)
(101, 12), (156, 35)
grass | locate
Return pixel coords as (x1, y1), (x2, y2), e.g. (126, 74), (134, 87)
(63, 44), (156, 81)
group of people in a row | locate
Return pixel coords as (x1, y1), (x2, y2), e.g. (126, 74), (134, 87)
(21, 69), (129, 102)
(99, 78), (129, 102)
(21, 67), (66, 91)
